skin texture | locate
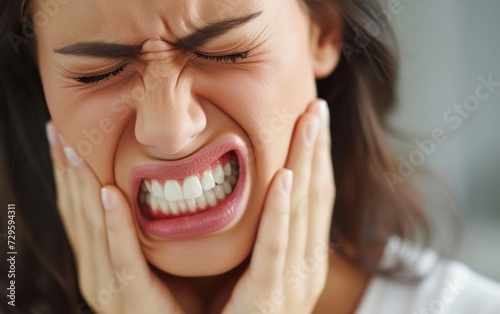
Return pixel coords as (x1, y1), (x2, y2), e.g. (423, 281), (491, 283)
(37, 0), (369, 312)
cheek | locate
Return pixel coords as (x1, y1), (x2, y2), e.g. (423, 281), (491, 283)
(195, 51), (316, 177)
(42, 80), (128, 184)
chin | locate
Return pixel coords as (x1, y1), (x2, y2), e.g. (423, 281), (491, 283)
(143, 236), (254, 277)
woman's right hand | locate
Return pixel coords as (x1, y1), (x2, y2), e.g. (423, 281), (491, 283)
(46, 121), (185, 314)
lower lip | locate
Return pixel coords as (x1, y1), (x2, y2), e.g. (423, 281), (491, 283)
(135, 151), (246, 239)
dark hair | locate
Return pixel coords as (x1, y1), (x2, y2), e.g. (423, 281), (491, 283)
(1, 0), (441, 312)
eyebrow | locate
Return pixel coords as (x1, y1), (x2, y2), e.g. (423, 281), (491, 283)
(53, 11), (262, 58)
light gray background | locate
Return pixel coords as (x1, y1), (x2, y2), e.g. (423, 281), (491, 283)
(384, 0), (500, 280)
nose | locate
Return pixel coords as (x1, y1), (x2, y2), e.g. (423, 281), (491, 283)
(134, 66), (206, 156)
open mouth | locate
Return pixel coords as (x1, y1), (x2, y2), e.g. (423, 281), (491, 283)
(131, 137), (247, 238)
(137, 151), (239, 219)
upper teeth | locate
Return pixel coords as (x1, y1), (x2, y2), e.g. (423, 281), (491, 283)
(139, 159), (239, 216)
(163, 180), (184, 201)
(201, 171), (216, 190)
(183, 176), (203, 199)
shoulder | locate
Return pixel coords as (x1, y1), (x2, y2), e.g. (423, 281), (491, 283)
(356, 259), (500, 314)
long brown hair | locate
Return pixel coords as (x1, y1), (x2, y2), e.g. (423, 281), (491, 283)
(307, 0), (434, 269)
(1, 0), (441, 312)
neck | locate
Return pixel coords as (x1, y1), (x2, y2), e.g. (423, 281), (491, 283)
(156, 256), (250, 313)
(314, 251), (371, 314)
(157, 251), (370, 314)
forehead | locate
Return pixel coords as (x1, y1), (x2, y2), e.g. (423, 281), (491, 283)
(33, 0), (271, 44)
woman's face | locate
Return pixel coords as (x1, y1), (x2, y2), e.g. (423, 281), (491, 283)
(35, 0), (335, 276)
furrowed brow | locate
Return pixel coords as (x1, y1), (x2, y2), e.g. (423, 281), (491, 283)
(172, 11), (262, 49)
(53, 11), (262, 58)
(53, 42), (140, 58)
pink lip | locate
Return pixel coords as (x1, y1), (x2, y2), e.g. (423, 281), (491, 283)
(130, 136), (247, 238)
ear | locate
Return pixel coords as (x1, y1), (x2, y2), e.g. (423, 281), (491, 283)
(309, 12), (343, 79)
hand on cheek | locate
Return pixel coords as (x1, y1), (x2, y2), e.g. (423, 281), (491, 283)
(222, 99), (335, 314)
(46, 122), (185, 314)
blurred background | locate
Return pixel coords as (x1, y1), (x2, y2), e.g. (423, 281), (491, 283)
(384, 0), (500, 280)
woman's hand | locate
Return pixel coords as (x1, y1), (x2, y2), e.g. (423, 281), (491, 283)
(46, 123), (185, 314)
(221, 99), (335, 314)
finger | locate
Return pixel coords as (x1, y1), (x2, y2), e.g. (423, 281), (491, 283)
(49, 125), (115, 289)
(306, 100), (335, 262)
(284, 105), (320, 266)
(102, 186), (181, 314)
(46, 122), (82, 250)
(102, 186), (150, 277)
(249, 169), (293, 287)
(101, 185), (144, 311)
(70, 153), (113, 280)
(68, 149), (116, 281)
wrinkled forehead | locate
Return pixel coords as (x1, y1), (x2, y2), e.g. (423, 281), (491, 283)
(32, 0), (276, 45)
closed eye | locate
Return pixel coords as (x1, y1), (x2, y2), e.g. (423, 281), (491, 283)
(74, 50), (249, 84)
(194, 51), (249, 63)
(75, 64), (128, 84)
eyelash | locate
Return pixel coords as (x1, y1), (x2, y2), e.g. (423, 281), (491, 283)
(75, 64), (128, 84)
(193, 51), (249, 63)
(75, 51), (249, 84)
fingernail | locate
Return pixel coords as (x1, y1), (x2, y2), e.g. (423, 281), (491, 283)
(101, 188), (112, 211)
(281, 170), (293, 196)
(45, 123), (57, 146)
(59, 135), (82, 168)
(314, 99), (330, 127)
(305, 118), (320, 146)
(58, 134), (68, 146)
(63, 147), (82, 168)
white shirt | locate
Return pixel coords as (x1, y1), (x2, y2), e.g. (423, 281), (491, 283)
(355, 237), (500, 313)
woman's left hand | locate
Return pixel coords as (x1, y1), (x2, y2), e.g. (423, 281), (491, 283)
(221, 99), (335, 314)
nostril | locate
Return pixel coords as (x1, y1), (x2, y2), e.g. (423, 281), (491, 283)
(134, 100), (207, 155)
(134, 121), (194, 156)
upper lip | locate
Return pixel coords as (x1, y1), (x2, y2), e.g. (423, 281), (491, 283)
(130, 135), (246, 201)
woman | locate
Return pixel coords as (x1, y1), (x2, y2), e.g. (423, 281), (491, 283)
(1, 0), (499, 313)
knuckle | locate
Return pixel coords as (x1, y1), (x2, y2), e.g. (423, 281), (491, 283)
(53, 160), (73, 178)
(291, 198), (308, 219)
(257, 235), (288, 257)
(248, 270), (282, 294)
(110, 249), (136, 268)
(311, 180), (335, 208)
(86, 222), (106, 240)
(83, 210), (106, 236)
